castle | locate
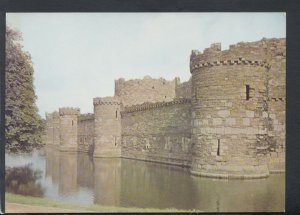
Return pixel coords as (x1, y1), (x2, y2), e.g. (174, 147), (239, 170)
(45, 38), (286, 179)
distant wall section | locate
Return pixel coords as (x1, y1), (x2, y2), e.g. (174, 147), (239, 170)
(45, 111), (60, 148)
(175, 78), (192, 99)
(115, 76), (179, 107)
(78, 113), (95, 154)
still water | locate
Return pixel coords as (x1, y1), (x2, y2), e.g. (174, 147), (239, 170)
(5, 147), (285, 212)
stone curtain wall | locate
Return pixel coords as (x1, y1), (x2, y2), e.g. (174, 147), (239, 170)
(78, 113), (94, 154)
(121, 98), (192, 167)
(115, 76), (178, 107)
(175, 78), (192, 99)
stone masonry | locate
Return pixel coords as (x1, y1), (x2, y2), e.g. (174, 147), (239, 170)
(45, 38), (285, 179)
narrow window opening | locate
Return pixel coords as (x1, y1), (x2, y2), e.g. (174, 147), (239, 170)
(116, 110), (118, 119)
(165, 96), (167, 98)
(152, 86), (155, 89)
(115, 137), (117, 146)
(217, 139), (220, 156)
(72, 120), (74, 126)
(246, 85), (250, 100)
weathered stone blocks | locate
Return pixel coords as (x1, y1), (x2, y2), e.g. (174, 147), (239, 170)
(121, 99), (192, 167)
(59, 107), (80, 152)
(93, 96), (122, 158)
(190, 50), (270, 178)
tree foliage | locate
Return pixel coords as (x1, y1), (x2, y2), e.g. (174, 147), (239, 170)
(5, 26), (44, 153)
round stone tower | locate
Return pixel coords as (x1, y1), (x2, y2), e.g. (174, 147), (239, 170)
(93, 96), (122, 157)
(190, 42), (271, 179)
(58, 107), (80, 152)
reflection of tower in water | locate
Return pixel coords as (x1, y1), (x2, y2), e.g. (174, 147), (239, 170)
(58, 151), (78, 194)
(77, 152), (94, 189)
(45, 147), (60, 184)
(43, 147), (284, 211)
(93, 158), (121, 206)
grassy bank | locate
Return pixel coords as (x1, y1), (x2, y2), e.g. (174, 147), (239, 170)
(6, 193), (197, 212)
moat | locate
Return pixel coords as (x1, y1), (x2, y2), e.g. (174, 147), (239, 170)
(5, 147), (285, 212)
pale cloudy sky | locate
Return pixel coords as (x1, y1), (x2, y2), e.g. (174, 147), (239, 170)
(6, 13), (286, 117)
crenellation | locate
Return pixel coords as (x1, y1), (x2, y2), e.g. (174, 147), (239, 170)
(113, 76), (178, 107)
(93, 96), (122, 106)
(45, 37), (285, 179)
(78, 113), (94, 121)
(191, 38), (285, 70)
(59, 107), (80, 116)
(121, 98), (191, 114)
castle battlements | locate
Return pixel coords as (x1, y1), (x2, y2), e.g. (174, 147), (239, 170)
(59, 107), (80, 116)
(190, 58), (269, 73)
(93, 96), (122, 106)
(78, 113), (94, 121)
(122, 98), (191, 114)
(190, 38), (285, 65)
(45, 38), (286, 179)
(45, 111), (59, 119)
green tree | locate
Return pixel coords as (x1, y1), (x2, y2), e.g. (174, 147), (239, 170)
(5, 26), (44, 153)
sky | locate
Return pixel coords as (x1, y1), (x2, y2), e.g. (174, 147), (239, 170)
(6, 13), (286, 118)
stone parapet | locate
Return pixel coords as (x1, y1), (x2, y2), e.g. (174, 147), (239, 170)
(190, 59), (270, 74)
(45, 111), (59, 119)
(122, 98), (191, 114)
(114, 76), (177, 107)
(93, 96), (122, 106)
(78, 113), (94, 121)
(59, 107), (80, 116)
(190, 38), (285, 63)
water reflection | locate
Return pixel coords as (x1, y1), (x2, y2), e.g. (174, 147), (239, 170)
(6, 147), (285, 212)
(45, 148), (93, 197)
(5, 164), (45, 197)
(94, 158), (121, 206)
(119, 160), (199, 209)
(188, 174), (285, 212)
